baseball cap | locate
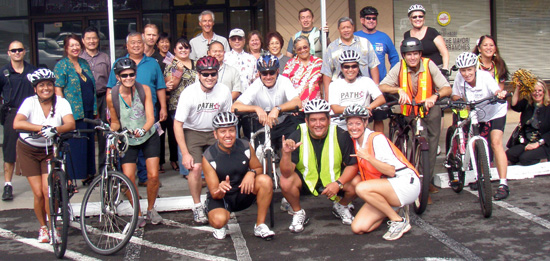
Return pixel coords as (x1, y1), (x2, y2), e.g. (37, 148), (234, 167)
(229, 28), (245, 38)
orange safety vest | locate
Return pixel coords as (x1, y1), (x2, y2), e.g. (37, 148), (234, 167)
(398, 58), (433, 117)
(354, 132), (419, 181)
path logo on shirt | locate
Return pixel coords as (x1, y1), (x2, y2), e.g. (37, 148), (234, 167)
(341, 91), (365, 100)
(375, 43), (384, 55)
(197, 102), (221, 113)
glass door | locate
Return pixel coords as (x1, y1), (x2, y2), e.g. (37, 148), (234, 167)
(34, 20), (82, 69)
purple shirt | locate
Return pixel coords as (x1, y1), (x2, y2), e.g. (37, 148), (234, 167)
(79, 50), (111, 95)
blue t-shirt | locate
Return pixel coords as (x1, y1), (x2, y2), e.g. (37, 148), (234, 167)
(354, 30), (399, 81)
(107, 54), (166, 117)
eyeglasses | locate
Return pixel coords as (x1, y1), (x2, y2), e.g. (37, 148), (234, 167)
(342, 64), (359, 69)
(119, 73), (136, 78)
(9, 48), (24, 53)
(364, 17), (377, 21)
(230, 37), (243, 42)
(177, 45), (190, 50)
(296, 46), (309, 52)
(200, 72), (218, 77)
(260, 70), (277, 76)
(411, 15), (424, 19)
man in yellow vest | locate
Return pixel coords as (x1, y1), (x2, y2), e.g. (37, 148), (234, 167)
(280, 99), (360, 233)
(378, 37), (451, 198)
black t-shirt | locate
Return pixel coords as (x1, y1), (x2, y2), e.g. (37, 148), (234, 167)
(288, 125), (357, 174)
(0, 61), (37, 109)
(404, 27), (442, 66)
(203, 139), (251, 194)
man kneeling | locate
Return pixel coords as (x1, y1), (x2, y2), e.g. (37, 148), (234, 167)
(203, 112), (275, 240)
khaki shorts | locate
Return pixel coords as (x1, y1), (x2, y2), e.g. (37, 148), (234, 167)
(184, 129), (216, 164)
(15, 140), (53, 177)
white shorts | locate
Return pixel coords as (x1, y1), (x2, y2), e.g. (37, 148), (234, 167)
(387, 170), (421, 207)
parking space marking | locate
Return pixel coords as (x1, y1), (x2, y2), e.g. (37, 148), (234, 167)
(128, 235), (235, 260)
(411, 214), (483, 261)
(0, 227), (101, 261)
(227, 214), (252, 261)
(465, 188), (550, 229)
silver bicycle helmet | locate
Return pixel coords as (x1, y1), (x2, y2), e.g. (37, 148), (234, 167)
(304, 99), (330, 114)
(27, 68), (56, 86)
(338, 50), (361, 64)
(114, 58), (137, 75)
(212, 112), (239, 129)
(400, 37), (423, 54)
(455, 52), (478, 69)
(408, 4), (426, 16)
(343, 104), (370, 118)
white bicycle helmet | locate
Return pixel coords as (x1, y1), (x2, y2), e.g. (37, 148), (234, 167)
(304, 99), (330, 114)
(212, 112), (239, 129)
(27, 68), (56, 86)
(338, 50), (361, 64)
(455, 52), (478, 69)
(343, 104), (370, 119)
(408, 4), (426, 16)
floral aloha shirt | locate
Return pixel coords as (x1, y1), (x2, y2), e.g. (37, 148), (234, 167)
(164, 59), (197, 112)
(54, 57), (97, 120)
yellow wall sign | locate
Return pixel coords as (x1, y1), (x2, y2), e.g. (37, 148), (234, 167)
(437, 12), (451, 26)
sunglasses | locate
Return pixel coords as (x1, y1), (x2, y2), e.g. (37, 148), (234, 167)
(364, 17), (377, 21)
(411, 15), (424, 19)
(200, 72), (218, 77)
(342, 64), (359, 69)
(296, 46), (309, 52)
(119, 73), (136, 78)
(9, 48), (24, 53)
(260, 70), (277, 76)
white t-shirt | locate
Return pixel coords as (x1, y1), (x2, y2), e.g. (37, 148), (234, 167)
(329, 76), (382, 129)
(452, 70), (507, 122)
(174, 82), (232, 132)
(17, 95), (73, 147)
(237, 75), (298, 121)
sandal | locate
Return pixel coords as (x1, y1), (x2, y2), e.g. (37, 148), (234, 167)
(68, 180), (79, 194)
(171, 161), (180, 171)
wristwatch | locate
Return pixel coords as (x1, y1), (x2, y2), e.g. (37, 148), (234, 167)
(434, 92), (441, 100)
(336, 180), (344, 190)
(249, 169), (257, 175)
(275, 106), (282, 111)
(538, 139), (545, 146)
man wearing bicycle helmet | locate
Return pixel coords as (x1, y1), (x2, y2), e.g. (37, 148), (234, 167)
(232, 54), (302, 143)
(13, 68), (75, 243)
(329, 50), (385, 131)
(451, 52), (509, 200)
(379, 37), (451, 199)
(174, 56), (232, 223)
(279, 99), (359, 232)
(107, 58), (163, 226)
(202, 112), (275, 240)
(343, 104), (419, 240)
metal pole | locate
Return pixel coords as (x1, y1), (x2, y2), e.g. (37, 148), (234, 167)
(107, 0), (116, 63)
(321, 0), (327, 55)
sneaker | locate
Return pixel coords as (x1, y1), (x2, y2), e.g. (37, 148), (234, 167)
(280, 198), (295, 215)
(137, 216), (146, 228)
(332, 202), (354, 225)
(51, 229), (62, 244)
(2, 184), (13, 201)
(147, 209), (163, 225)
(289, 209), (309, 233)
(38, 226), (49, 243)
(347, 202), (355, 212)
(254, 223), (275, 240)
(437, 145), (441, 155)
(383, 217), (411, 241)
(212, 226), (227, 240)
(494, 184), (509, 200)
(192, 204), (208, 224)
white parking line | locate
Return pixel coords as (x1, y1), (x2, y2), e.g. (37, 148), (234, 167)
(128, 236), (235, 261)
(227, 214), (252, 261)
(0, 227), (101, 261)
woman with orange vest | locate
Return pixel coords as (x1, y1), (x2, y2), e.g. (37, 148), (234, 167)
(344, 104), (420, 241)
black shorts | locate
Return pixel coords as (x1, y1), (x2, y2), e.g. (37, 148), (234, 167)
(481, 115), (506, 132)
(120, 133), (160, 164)
(3, 110), (18, 163)
(297, 170), (345, 198)
(206, 191), (256, 213)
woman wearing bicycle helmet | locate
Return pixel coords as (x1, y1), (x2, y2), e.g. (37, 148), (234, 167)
(451, 52), (510, 200)
(13, 68), (75, 243)
(473, 35), (510, 90)
(404, 4), (449, 76)
(343, 104), (419, 241)
(329, 50), (385, 131)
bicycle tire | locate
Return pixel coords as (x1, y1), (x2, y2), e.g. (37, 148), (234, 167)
(474, 140), (492, 218)
(265, 151), (275, 228)
(50, 170), (69, 259)
(413, 144), (430, 214)
(80, 171), (139, 255)
(447, 134), (465, 193)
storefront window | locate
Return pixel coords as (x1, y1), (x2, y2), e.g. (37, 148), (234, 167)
(174, 0), (225, 6)
(0, 1), (27, 17)
(30, 0), (138, 15)
(143, 14), (171, 35)
(0, 20), (31, 64)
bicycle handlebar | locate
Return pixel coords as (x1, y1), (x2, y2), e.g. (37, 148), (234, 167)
(438, 92), (512, 109)
(16, 129), (94, 142)
(234, 106), (301, 118)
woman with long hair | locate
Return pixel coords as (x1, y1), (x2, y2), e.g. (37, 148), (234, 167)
(473, 35), (510, 90)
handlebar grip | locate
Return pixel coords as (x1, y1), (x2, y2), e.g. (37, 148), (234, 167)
(83, 118), (103, 126)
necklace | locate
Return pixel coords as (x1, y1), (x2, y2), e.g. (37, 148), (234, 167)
(478, 59), (494, 71)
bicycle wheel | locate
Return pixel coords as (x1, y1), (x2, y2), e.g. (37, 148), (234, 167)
(413, 143), (430, 214)
(49, 170), (69, 259)
(80, 171), (139, 255)
(474, 140), (492, 218)
(264, 150), (275, 228)
(446, 135), (465, 193)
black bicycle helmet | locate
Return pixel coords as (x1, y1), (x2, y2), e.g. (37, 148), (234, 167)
(27, 68), (56, 86)
(343, 104), (370, 119)
(212, 112), (239, 129)
(360, 6), (378, 17)
(257, 54), (280, 72)
(114, 58), (137, 75)
(400, 37), (423, 54)
(196, 56), (220, 72)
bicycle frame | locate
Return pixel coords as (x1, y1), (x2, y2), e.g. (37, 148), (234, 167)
(249, 124), (278, 189)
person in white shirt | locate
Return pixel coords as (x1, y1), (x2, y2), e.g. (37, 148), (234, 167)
(189, 10), (229, 60)
(225, 28), (257, 91)
(329, 50), (385, 130)
(207, 40), (242, 101)
(451, 52), (509, 200)
(174, 56), (232, 223)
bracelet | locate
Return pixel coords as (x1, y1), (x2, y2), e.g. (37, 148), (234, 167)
(249, 169), (257, 175)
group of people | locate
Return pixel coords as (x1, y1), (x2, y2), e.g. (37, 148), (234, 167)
(1, 3), (545, 244)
